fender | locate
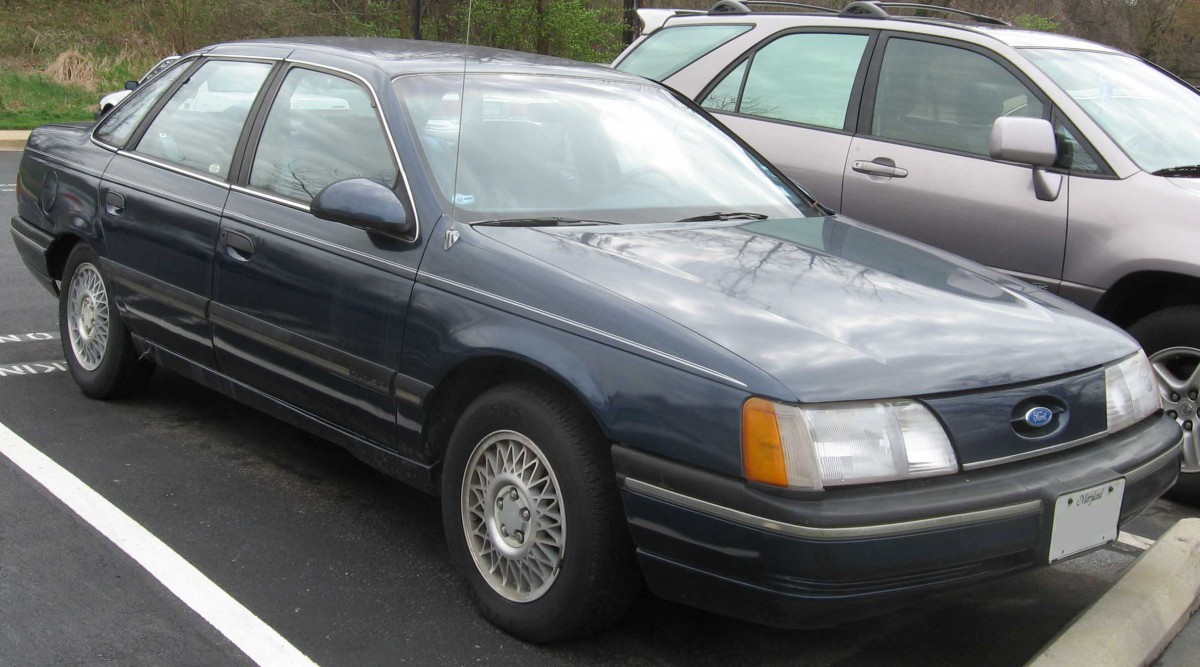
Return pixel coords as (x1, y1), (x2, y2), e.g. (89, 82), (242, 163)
(400, 280), (753, 478)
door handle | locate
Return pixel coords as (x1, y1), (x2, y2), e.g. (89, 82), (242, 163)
(220, 229), (255, 261)
(852, 159), (909, 178)
(104, 191), (125, 215)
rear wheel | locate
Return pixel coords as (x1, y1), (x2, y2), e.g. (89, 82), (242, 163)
(59, 244), (153, 398)
(1129, 306), (1200, 503)
(441, 382), (639, 642)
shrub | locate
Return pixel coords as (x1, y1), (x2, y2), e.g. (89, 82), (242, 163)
(1014, 14), (1061, 33)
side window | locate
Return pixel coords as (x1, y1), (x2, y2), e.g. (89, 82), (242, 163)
(703, 33), (869, 130)
(871, 39), (1045, 156)
(1054, 120), (1103, 175)
(616, 25), (751, 81)
(135, 60), (273, 178)
(701, 60), (747, 113)
(94, 60), (191, 148)
(250, 68), (397, 204)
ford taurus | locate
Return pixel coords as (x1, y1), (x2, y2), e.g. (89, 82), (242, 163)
(9, 39), (1182, 642)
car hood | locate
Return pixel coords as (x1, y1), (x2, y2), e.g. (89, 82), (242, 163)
(478, 216), (1136, 402)
(99, 89), (131, 108)
(1166, 175), (1200, 196)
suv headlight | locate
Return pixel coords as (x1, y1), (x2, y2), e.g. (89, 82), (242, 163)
(742, 398), (957, 490)
(1105, 351), (1160, 433)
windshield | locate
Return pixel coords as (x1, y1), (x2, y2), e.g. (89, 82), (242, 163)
(1024, 48), (1200, 174)
(393, 73), (818, 223)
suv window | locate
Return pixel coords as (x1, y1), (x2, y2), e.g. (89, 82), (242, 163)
(135, 60), (273, 178)
(701, 33), (869, 130)
(871, 38), (1044, 156)
(94, 60), (190, 148)
(1054, 120), (1103, 175)
(249, 68), (397, 204)
(617, 25), (751, 81)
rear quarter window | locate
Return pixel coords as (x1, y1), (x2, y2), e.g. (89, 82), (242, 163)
(616, 25), (751, 81)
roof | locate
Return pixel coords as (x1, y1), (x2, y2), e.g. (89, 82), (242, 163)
(970, 26), (1123, 53)
(202, 37), (642, 81)
(648, 7), (1127, 56)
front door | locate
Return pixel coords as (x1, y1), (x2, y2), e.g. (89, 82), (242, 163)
(212, 64), (422, 448)
(840, 35), (1068, 288)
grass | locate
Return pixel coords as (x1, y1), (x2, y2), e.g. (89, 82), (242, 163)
(1, 0), (164, 129)
(0, 47), (156, 130)
(0, 71), (99, 129)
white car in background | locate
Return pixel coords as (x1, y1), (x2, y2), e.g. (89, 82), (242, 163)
(98, 55), (180, 116)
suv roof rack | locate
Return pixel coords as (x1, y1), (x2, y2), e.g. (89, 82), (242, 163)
(709, 1), (837, 15)
(707, 1), (1010, 26)
(842, 2), (1009, 25)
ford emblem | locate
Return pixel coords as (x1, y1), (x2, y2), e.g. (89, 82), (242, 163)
(1024, 407), (1055, 428)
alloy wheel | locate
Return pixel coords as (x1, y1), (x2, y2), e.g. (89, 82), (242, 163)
(1149, 346), (1200, 473)
(460, 429), (566, 603)
(66, 263), (110, 372)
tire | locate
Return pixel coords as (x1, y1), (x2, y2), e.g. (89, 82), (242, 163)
(59, 244), (153, 399)
(441, 381), (640, 643)
(1129, 305), (1200, 504)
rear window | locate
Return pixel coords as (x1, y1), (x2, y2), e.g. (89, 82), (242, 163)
(616, 25), (751, 81)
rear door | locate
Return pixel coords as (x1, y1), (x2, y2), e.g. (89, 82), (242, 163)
(99, 57), (276, 365)
(212, 63), (421, 448)
(840, 34), (1068, 288)
(695, 29), (876, 210)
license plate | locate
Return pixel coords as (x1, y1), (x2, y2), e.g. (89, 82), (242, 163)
(1048, 478), (1125, 563)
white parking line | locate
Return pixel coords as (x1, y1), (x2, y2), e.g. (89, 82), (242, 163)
(0, 420), (319, 667)
(0, 360), (67, 377)
(0, 332), (59, 343)
(1117, 531), (1156, 551)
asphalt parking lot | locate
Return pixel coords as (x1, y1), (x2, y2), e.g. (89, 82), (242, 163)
(1, 147), (1198, 666)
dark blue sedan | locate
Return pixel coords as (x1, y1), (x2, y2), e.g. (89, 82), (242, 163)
(9, 38), (1181, 642)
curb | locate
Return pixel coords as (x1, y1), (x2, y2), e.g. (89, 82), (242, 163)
(0, 131), (31, 151)
(1027, 518), (1200, 667)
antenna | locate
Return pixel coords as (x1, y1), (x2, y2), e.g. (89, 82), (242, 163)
(449, 0), (475, 225)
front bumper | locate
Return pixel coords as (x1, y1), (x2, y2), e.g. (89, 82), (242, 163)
(615, 414), (1181, 628)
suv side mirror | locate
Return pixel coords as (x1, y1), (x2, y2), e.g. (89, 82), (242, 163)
(990, 117), (1062, 202)
(311, 178), (413, 239)
(990, 117), (1056, 166)
(124, 80), (139, 91)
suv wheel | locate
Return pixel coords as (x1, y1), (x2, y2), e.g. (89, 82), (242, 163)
(1130, 305), (1200, 503)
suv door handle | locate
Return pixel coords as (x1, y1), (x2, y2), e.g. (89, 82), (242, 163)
(852, 159), (909, 178)
(104, 191), (126, 215)
(220, 229), (255, 261)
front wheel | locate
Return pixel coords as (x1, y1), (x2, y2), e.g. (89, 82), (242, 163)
(1129, 305), (1200, 503)
(59, 244), (153, 398)
(441, 382), (639, 642)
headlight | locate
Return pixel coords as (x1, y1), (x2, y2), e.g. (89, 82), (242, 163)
(742, 398), (958, 490)
(1105, 351), (1160, 433)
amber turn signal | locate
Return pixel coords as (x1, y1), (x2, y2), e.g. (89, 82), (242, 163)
(742, 397), (789, 486)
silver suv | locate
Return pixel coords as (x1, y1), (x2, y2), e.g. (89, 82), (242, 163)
(615, 0), (1200, 499)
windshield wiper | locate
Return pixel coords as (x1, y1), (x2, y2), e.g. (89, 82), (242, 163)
(471, 217), (616, 227)
(676, 211), (769, 222)
(1152, 165), (1200, 178)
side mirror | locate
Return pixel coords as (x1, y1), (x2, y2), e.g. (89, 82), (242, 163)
(124, 80), (139, 91)
(990, 117), (1062, 202)
(990, 117), (1056, 166)
(311, 178), (413, 239)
